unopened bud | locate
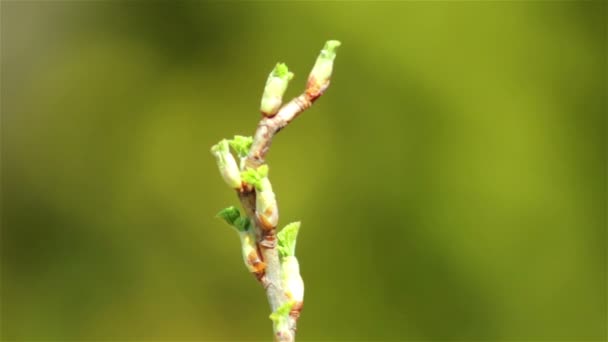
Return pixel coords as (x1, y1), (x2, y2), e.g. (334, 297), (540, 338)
(260, 63), (294, 117)
(307, 40), (341, 97)
(239, 231), (266, 274)
(211, 139), (242, 189)
(256, 177), (278, 229)
(282, 256), (304, 303)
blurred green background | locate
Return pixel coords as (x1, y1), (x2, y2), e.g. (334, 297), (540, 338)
(1, 1), (606, 341)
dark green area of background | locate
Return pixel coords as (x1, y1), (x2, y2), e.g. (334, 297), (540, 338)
(1, 1), (606, 341)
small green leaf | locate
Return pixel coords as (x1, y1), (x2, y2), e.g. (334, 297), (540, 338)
(241, 165), (269, 190)
(277, 222), (300, 258)
(229, 135), (253, 158)
(272, 63), (294, 80)
(216, 206), (240, 226)
(233, 216), (251, 232)
(269, 301), (295, 323)
(216, 207), (250, 232)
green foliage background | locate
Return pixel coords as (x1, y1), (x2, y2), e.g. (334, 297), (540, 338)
(1, 2), (605, 341)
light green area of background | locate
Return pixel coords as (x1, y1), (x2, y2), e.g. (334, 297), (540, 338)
(1, 1), (605, 341)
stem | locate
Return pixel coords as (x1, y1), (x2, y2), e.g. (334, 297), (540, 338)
(238, 94), (318, 341)
(246, 94), (316, 170)
(238, 91), (324, 341)
(215, 41), (340, 341)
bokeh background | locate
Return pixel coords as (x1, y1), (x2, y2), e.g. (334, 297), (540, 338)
(1, 1), (606, 341)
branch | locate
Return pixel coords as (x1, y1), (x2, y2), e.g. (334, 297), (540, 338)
(212, 40), (340, 342)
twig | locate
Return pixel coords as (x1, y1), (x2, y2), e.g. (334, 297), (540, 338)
(212, 41), (341, 341)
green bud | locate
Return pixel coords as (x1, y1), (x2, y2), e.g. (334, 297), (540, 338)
(278, 222), (304, 303)
(241, 165), (277, 229)
(277, 222), (300, 259)
(260, 63), (294, 117)
(229, 135), (253, 159)
(307, 40), (341, 93)
(210, 139), (242, 189)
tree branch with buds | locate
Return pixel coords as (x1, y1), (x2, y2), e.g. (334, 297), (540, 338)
(211, 40), (341, 341)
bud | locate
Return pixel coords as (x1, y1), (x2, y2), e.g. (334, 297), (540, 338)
(239, 230), (266, 274)
(260, 63), (294, 117)
(278, 222), (304, 303)
(307, 40), (341, 97)
(242, 165), (278, 230)
(216, 208), (266, 275)
(256, 177), (278, 229)
(282, 256), (304, 303)
(210, 139), (242, 189)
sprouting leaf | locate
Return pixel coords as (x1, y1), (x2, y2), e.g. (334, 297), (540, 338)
(216, 206), (240, 226)
(216, 206), (251, 232)
(233, 216), (251, 232)
(229, 135), (253, 158)
(241, 165), (269, 190)
(277, 222), (301, 258)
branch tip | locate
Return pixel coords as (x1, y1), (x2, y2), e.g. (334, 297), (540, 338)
(261, 63), (295, 117)
(307, 40), (341, 98)
(211, 41), (341, 341)
(211, 139), (242, 189)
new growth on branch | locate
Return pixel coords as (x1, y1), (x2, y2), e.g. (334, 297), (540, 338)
(211, 40), (341, 342)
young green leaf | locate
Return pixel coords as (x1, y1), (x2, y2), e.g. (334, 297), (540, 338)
(241, 165), (269, 190)
(229, 135), (253, 158)
(277, 221), (301, 258)
(216, 206), (240, 226)
(216, 207), (250, 232)
(233, 216), (251, 232)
